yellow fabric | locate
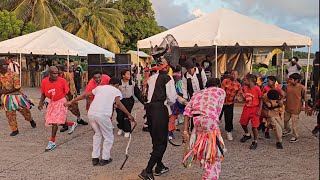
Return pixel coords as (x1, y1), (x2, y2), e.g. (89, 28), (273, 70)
(168, 68), (173, 76)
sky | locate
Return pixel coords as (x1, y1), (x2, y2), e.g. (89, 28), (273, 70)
(149, 0), (319, 53)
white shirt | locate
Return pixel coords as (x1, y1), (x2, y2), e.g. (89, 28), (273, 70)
(88, 85), (122, 118)
(287, 63), (301, 77)
(147, 73), (177, 106)
(182, 68), (208, 99)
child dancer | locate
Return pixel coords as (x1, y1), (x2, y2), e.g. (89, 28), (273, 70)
(239, 74), (263, 149)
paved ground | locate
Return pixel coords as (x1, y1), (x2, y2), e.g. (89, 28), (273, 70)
(0, 87), (319, 180)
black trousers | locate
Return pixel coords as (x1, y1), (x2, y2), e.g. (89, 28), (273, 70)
(116, 97), (134, 132)
(74, 78), (81, 95)
(219, 104), (234, 132)
(145, 102), (169, 173)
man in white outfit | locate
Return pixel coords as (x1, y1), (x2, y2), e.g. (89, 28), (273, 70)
(65, 77), (135, 166)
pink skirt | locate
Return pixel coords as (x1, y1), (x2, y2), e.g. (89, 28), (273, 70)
(45, 98), (67, 127)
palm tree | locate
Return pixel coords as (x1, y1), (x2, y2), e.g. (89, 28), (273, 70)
(0, 0), (77, 29)
(64, 0), (124, 53)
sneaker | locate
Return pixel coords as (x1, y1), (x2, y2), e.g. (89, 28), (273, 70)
(264, 132), (271, 139)
(226, 132), (233, 141)
(276, 142), (283, 149)
(312, 126), (319, 134)
(68, 122), (78, 134)
(117, 129), (123, 136)
(124, 132), (130, 138)
(99, 158), (112, 166)
(282, 130), (291, 137)
(249, 142), (258, 150)
(290, 137), (299, 143)
(139, 170), (154, 180)
(30, 120), (36, 128)
(77, 119), (88, 125)
(154, 165), (169, 176)
(45, 141), (57, 152)
(10, 130), (19, 136)
(60, 126), (68, 132)
(240, 135), (251, 143)
(92, 158), (99, 166)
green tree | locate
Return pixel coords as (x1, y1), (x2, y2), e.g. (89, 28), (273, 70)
(284, 50), (315, 59)
(63, 0), (124, 53)
(0, 10), (36, 41)
(0, 0), (77, 29)
(110, 0), (163, 52)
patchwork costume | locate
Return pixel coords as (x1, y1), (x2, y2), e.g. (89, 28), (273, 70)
(0, 70), (34, 132)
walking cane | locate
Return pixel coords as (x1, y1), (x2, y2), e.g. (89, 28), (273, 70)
(120, 114), (137, 170)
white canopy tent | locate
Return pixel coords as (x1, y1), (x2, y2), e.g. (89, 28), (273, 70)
(137, 8), (313, 87)
(0, 26), (115, 57)
(0, 26), (115, 81)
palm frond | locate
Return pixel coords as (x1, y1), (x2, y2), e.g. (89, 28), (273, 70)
(50, 0), (78, 24)
(14, 0), (33, 21)
(97, 11), (124, 29)
(75, 7), (90, 23)
(47, 3), (62, 28)
(31, 0), (55, 29)
(75, 21), (89, 40)
(95, 21), (120, 53)
(0, 0), (24, 11)
(64, 21), (80, 34)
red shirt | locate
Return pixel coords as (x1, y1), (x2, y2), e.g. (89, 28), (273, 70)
(41, 77), (70, 101)
(262, 85), (283, 98)
(85, 74), (110, 100)
(243, 85), (262, 107)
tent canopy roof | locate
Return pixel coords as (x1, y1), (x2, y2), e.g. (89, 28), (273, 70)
(0, 26), (115, 58)
(138, 8), (312, 48)
(127, 50), (150, 57)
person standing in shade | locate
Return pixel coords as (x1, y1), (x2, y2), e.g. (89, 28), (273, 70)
(117, 68), (144, 138)
(181, 59), (207, 100)
(38, 66), (78, 151)
(73, 61), (83, 95)
(0, 59), (36, 136)
(219, 70), (243, 141)
(286, 57), (302, 77)
(139, 58), (176, 180)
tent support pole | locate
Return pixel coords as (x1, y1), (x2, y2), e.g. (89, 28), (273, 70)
(281, 51), (284, 84)
(137, 44), (140, 70)
(215, 45), (218, 78)
(67, 52), (70, 73)
(19, 53), (22, 83)
(305, 46), (311, 89)
(291, 48), (294, 58)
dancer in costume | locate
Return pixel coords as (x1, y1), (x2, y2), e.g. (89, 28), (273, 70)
(38, 66), (78, 151)
(182, 78), (226, 180)
(0, 59), (36, 136)
(139, 58), (177, 180)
